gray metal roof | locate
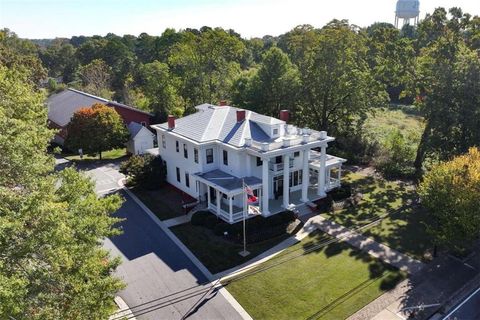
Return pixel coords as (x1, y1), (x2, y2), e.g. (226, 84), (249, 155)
(47, 89), (107, 126)
(194, 169), (262, 192)
(47, 88), (153, 127)
(128, 121), (151, 138)
(154, 105), (281, 147)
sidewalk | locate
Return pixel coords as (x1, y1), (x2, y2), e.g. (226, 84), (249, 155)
(304, 214), (425, 274)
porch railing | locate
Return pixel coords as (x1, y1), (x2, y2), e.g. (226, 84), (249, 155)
(269, 158), (294, 172)
(208, 204), (247, 223)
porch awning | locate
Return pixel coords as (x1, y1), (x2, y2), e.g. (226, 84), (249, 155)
(193, 169), (262, 195)
(309, 152), (347, 170)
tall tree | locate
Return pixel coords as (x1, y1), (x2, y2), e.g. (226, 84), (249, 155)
(412, 30), (480, 172)
(231, 47), (301, 117)
(418, 147), (480, 254)
(77, 59), (113, 98)
(300, 20), (388, 134)
(64, 103), (129, 159)
(0, 66), (124, 319)
(139, 61), (181, 119)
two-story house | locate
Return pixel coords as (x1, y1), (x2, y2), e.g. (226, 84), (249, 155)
(149, 103), (346, 224)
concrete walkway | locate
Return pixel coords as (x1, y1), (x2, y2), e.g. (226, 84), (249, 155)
(303, 214), (425, 274)
(163, 214), (191, 227)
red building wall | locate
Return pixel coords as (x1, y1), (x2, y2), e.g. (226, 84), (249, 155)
(108, 103), (152, 126)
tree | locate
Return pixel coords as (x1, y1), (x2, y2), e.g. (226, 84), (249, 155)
(299, 20), (388, 134)
(0, 66), (124, 319)
(120, 154), (167, 189)
(374, 129), (416, 178)
(231, 47), (301, 117)
(0, 66), (53, 188)
(65, 103), (129, 159)
(418, 147), (480, 254)
(139, 61), (181, 119)
(77, 59), (113, 98)
(412, 29), (480, 173)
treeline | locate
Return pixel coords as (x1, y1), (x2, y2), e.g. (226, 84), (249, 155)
(2, 7), (479, 175)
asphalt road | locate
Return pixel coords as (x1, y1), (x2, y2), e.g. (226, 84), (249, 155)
(443, 286), (480, 320)
(56, 158), (242, 319)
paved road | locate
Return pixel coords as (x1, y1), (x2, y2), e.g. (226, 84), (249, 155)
(56, 158), (242, 319)
(443, 286), (480, 320)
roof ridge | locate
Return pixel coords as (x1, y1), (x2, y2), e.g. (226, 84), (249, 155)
(201, 106), (229, 141)
(67, 88), (109, 102)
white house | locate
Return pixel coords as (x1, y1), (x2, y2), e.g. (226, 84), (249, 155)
(149, 103), (346, 224)
(126, 122), (155, 155)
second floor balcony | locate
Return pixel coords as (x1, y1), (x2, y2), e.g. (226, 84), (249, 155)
(269, 158), (294, 172)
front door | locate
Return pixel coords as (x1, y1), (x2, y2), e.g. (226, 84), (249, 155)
(273, 176), (283, 199)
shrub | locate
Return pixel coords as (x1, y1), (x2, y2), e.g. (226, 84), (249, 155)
(374, 129), (416, 179)
(120, 154), (166, 189)
(190, 211), (211, 226)
(204, 214), (220, 229)
(329, 184), (352, 201)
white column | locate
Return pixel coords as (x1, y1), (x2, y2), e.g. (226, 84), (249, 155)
(301, 149), (310, 202)
(338, 166), (342, 186)
(229, 196), (233, 223)
(262, 158), (270, 215)
(317, 145), (327, 197)
(326, 167), (331, 190)
(207, 186), (211, 207)
(283, 154), (290, 208)
(216, 189), (221, 216)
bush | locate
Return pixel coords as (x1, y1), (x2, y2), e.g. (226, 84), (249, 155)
(120, 154), (166, 189)
(204, 214), (220, 229)
(329, 184), (352, 201)
(190, 211), (211, 226)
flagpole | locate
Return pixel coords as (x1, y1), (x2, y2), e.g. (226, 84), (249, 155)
(239, 178), (250, 257)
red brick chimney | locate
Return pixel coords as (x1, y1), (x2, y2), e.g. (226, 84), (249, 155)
(167, 115), (176, 129)
(280, 110), (289, 123)
(219, 100), (227, 106)
(236, 110), (246, 122)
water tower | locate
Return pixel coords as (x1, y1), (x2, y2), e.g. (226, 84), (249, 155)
(395, 0), (420, 28)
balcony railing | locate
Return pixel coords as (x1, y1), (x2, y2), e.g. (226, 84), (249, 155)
(246, 129), (328, 152)
(269, 158), (294, 171)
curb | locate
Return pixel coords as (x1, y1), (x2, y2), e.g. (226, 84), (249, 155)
(123, 187), (253, 320)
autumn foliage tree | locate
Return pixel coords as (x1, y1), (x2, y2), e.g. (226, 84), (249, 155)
(419, 147), (480, 254)
(65, 103), (129, 159)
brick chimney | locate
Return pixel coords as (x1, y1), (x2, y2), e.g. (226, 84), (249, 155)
(219, 100), (227, 106)
(280, 110), (289, 123)
(236, 110), (246, 122)
(167, 115), (175, 129)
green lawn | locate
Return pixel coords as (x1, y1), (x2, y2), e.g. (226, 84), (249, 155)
(64, 148), (127, 161)
(323, 172), (433, 261)
(171, 223), (292, 274)
(224, 231), (406, 320)
(130, 186), (186, 220)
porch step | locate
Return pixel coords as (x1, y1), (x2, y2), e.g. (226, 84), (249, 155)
(295, 203), (313, 217)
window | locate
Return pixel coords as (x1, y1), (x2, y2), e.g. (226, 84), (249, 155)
(294, 151), (300, 157)
(289, 170), (303, 187)
(176, 167), (181, 182)
(256, 157), (262, 167)
(206, 148), (214, 164)
(194, 148), (199, 163)
(275, 156), (282, 164)
(273, 128), (278, 135)
(162, 135), (166, 148)
(175, 141), (179, 152)
(185, 173), (190, 187)
(223, 150), (228, 165)
(183, 143), (188, 159)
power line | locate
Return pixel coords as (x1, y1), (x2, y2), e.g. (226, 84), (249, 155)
(110, 207), (403, 320)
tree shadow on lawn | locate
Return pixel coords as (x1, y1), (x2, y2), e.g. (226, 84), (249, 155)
(300, 232), (406, 320)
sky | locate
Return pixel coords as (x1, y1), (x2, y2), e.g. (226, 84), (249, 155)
(0, 0), (478, 39)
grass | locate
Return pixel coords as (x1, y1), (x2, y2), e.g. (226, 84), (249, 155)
(323, 171), (433, 261)
(224, 231), (406, 320)
(363, 108), (424, 146)
(171, 223), (292, 274)
(130, 186), (186, 220)
(64, 148), (127, 161)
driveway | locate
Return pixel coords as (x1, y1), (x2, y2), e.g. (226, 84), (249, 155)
(57, 157), (243, 319)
